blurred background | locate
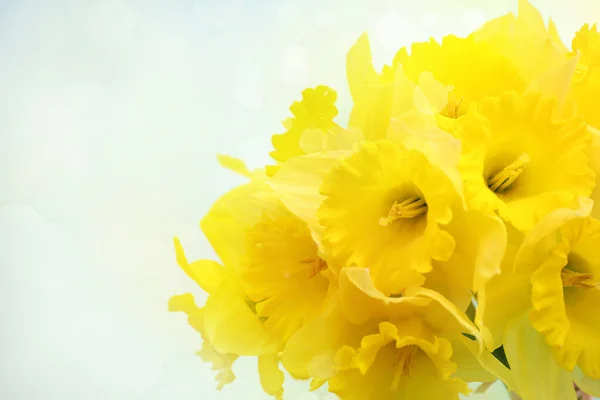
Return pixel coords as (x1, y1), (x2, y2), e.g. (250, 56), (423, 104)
(0, 0), (598, 398)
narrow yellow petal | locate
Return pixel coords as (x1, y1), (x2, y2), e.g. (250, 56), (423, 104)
(346, 33), (377, 103)
(173, 237), (226, 294)
(217, 154), (252, 178)
(258, 354), (285, 399)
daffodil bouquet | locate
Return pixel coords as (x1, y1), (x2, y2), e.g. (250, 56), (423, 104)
(169, 1), (600, 399)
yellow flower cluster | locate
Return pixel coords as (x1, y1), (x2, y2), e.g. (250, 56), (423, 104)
(170, 1), (600, 399)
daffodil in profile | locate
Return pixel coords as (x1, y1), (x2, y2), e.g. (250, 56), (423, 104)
(346, 31), (524, 136)
(268, 85), (360, 176)
(171, 157), (335, 398)
(393, 35), (525, 120)
(282, 268), (505, 399)
(477, 199), (600, 400)
(455, 91), (594, 232)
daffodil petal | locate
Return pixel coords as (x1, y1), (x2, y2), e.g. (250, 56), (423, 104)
(476, 273), (531, 351)
(217, 154), (252, 178)
(503, 313), (577, 400)
(346, 33), (377, 105)
(168, 294), (239, 390)
(173, 237), (226, 294)
(525, 54), (579, 113)
(200, 180), (277, 268)
(338, 267), (429, 325)
(204, 276), (279, 356)
(448, 334), (496, 383)
(548, 18), (568, 52)
(514, 197), (593, 275)
(452, 334), (516, 391)
(258, 354), (285, 399)
(517, 0), (548, 37)
(588, 126), (600, 219)
(270, 150), (349, 234)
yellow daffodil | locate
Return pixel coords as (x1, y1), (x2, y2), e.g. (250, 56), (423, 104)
(455, 91), (594, 232)
(271, 85), (506, 307)
(477, 199), (600, 400)
(346, 31), (523, 135)
(317, 139), (460, 295)
(282, 268), (501, 399)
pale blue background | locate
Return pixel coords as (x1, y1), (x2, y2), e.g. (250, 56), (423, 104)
(0, 0), (597, 399)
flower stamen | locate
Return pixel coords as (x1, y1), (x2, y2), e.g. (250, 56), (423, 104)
(379, 196), (428, 226)
(441, 98), (463, 119)
(391, 346), (417, 390)
(301, 257), (328, 278)
(561, 269), (597, 289)
(487, 153), (530, 193)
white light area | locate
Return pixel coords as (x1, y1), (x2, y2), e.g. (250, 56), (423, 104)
(295, 393), (320, 400)
(277, 1), (300, 27)
(281, 44), (310, 88)
(316, 12), (337, 28)
(235, 62), (265, 109)
(373, 12), (411, 48)
(369, 12), (415, 68)
(423, 12), (438, 28)
(86, 0), (137, 48)
(192, 0), (245, 29)
(460, 9), (488, 34)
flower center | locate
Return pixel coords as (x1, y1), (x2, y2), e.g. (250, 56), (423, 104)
(561, 268), (597, 289)
(379, 196), (428, 226)
(441, 98), (463, 119)
(391, 345), (418, 389)
(301, 257), (328, 278)
(487, 153), (530, 193)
